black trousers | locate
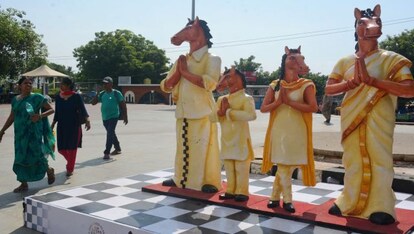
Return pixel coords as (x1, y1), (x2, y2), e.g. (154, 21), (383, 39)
(103, 118), (121, 154)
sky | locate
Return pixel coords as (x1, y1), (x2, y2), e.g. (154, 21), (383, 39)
(2, 0), (414, 76)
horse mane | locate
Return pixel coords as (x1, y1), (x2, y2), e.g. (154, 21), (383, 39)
(275, 48), (301, 91)
(223, 68), (247, 88)
(186, 19), (213, 48)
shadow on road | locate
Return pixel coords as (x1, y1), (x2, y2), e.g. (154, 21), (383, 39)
(0, 171), (70, 210)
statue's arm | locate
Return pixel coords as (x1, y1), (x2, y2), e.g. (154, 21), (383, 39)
(260, 87), (280, 113)
(285, 85), (318, 113)
(163, 60), (181, 91)
(371, 79), (414, 98)
(358, 57), (414, 97)
(179, 55), (205, 88)
(227, 97), (257, 121)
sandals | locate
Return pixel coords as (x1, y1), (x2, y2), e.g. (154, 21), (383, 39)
(13, 183), (28, 193)
(47, 167), (55, 185)
(13, 167), (55, 193)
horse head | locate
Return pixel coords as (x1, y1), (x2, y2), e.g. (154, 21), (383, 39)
(354, 4), (382, 42)
(216, 66), (246, 93)
(171, 17), (213, 51)
(282, 46), (309, 77)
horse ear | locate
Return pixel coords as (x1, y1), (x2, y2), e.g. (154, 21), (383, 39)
(187, 18), (191, 22)
(284, 46), (290, 55)
(194, 16), (200, 25)
(354, 7), (362, 20)
(373, 4), (381, 17)
(297, 45), (301, 53)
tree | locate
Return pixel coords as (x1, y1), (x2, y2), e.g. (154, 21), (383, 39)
(234, 55), (269, 85)
(307, 72), (328, 99)
(255, 69), (279, 85)
(47, 62), (75, 78)
(0, 6), (47, 81)
(73, 30), (169, 85)
(233, 55), (262, 72)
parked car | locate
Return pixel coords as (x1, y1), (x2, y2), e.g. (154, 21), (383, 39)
(80, 91), (97, 104)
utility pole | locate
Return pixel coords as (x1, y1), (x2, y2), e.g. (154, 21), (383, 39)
(191, 0), (195, 20)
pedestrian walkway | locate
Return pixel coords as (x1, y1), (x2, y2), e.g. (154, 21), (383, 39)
(0, 104), (413, 233)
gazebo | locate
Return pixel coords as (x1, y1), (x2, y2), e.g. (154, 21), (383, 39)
(22, 64), (69, 93)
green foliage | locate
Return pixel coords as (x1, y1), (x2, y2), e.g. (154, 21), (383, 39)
(233, 55), (271, 85)
(47, 87), (60, 95)
(0, 6), (48, 81)
(32, 88), (42, 94)
(73, 30), (169, 85)
(233, 55), (262, 72)
(307, 72), (328, 98)
(255, 69), (279, 85)
(47, 62), (75, 78)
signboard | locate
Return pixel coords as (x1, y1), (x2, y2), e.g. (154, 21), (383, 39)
(118, 76), (131, 85)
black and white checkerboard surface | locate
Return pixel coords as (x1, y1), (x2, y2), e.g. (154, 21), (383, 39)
(24, 168), (414, 234)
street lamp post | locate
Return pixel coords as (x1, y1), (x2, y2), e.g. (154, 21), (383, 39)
(191, 0), (195, 20)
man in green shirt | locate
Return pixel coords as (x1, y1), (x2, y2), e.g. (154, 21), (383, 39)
(92, 77), (128, 160)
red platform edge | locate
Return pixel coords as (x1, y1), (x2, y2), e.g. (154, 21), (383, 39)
(142, 182), (414, 234)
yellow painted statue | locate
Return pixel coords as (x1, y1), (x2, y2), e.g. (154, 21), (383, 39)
(211, 67), (257, 202)
(325, 4), (414, 225)
(160, 17), (222, 193)
(261, 46), (318, 213)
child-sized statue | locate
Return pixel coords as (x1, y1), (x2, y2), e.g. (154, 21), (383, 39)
(325, 4), (414, 225)
(261, 46), (318, 213)
(160, 17), (222, 193)
(211, 67), (257, 202)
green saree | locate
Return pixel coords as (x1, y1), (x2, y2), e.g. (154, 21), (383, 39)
(12, 93), (55, 182)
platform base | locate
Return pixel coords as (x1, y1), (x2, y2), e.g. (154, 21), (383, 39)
(24, 169), (414, 234)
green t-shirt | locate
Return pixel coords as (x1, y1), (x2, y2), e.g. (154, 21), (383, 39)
(98, 89), (123, 121)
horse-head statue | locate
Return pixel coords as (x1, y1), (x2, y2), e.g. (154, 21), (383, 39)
(354, 4), (382, 52)
(216, 66), (246, 93)
(171, 17), (213, 54)
(281, 46), (309, 79)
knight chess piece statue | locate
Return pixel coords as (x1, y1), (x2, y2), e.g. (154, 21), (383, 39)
(261, 46), (318, 213)
(325, 4), (414, 225)
(211, 67), (256, 202)
(160, 17), (222, 193)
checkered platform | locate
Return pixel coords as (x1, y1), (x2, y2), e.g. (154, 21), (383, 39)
(24, 168), (414, 234)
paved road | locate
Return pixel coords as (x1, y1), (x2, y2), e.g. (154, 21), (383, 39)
(0, 104), (413, 233)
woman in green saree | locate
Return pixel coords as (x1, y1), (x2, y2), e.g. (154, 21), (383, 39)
(0, 77), (56, 193)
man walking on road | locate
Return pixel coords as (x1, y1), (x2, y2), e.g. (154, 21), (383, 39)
(321, 94), (333, 124)
(91, 76), (128, 160)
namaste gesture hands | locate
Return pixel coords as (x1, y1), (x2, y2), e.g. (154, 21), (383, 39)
(349, 56), (375, 90)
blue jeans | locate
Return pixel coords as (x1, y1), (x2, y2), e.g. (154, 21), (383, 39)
(103, 118), (121, 154)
